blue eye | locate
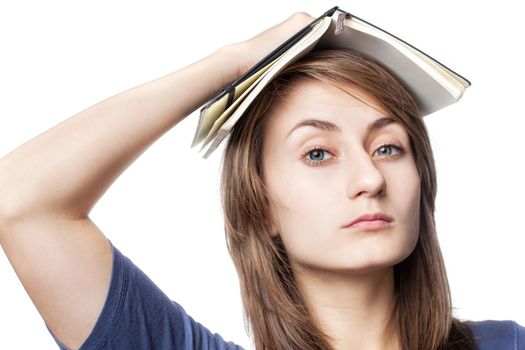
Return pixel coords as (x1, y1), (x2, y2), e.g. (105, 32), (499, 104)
(301, 142), (405, 167)
(301, 146), (335, 167)
(373, 142), (404, 158)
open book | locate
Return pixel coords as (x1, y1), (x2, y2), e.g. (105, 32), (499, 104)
(191, 6), (471, 159)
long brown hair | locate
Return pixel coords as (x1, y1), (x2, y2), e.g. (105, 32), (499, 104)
(220, 49), (476, 350)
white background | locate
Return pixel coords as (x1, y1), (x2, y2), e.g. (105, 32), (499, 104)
(1, 1), (523, 349)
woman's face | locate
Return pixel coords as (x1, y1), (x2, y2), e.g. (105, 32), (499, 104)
(262, 78), (420, 274)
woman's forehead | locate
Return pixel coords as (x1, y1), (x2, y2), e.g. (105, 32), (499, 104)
(265, 78), (396, 136)
(281, 77), (386, 109)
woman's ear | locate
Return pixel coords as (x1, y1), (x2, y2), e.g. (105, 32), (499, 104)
(264, 207), (279, 237)
(267, 220), (279, 237)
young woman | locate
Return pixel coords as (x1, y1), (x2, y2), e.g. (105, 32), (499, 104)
(0, 8), (523, 350)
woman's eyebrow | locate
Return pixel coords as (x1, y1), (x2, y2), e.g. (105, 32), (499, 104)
(285, 116), (398, 139)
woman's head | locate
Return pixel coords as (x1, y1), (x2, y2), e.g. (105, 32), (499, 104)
(261, 75), (421, 276)
(220, 49), (473, 349)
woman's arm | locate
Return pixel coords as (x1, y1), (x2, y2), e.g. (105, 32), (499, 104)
(0, 47), (236, 220)
(0, 11), (314, 350)
(0, 46), (244, 350)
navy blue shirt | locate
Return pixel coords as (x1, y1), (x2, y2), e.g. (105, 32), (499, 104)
(466, 319), (525, 350)
(46, 239), (524, 349)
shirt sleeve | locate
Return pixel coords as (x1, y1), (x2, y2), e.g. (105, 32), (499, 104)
(467, 319), (525, 350)
(46, 239), (245, 350)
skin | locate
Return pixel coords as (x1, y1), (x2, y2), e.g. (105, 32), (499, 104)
(261, 77), (421, 350)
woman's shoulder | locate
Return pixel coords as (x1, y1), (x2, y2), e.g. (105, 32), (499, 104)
(463, 319), (525, 350)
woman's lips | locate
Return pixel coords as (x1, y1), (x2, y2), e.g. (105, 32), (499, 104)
(344, 212), (394, 230)
(346, 219), (392, 230)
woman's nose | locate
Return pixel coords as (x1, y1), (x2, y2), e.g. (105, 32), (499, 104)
(344, 150), (387, 199)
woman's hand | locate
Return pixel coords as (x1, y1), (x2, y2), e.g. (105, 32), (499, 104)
(223, 11), (315, 80)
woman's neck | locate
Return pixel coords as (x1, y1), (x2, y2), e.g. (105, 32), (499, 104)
(293, 264), (400, 350)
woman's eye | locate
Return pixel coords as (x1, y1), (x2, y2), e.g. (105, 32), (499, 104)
(302, 142), (404, 167)
(302, 147), (334, 167)
(373, 143), (404, 158)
